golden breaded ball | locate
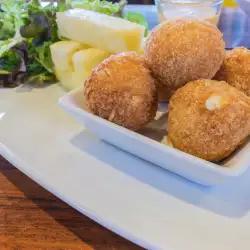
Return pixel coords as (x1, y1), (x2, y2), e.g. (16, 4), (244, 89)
(145, 18), (225, 100)
(168, 79), (250, 161)
(84, 52), (158, 131)
(214, 47), (250, 96)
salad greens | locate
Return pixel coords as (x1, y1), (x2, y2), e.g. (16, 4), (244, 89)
(124, 11), (148, 36)
(0, 0), (148, 88)
(71, 0), (127, 16)
(0, 0), (63, 87)
(0, 0), (27, 40)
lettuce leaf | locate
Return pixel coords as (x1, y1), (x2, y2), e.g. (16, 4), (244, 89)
(0, 0), (148, 87)
(0, 0), (62, 87)
(124, 11), (148, 36)
(71, 0), (127, 16)
(35, 42), (54, 74)
(0, 31), (23, 57)
(0, 0), (28, 40)
(0, 39), (56, 87)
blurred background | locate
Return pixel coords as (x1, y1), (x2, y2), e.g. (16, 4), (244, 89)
(112, 0), (237, 7)
(44, 0), (238, 7)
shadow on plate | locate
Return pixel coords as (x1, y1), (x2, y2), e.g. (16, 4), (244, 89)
(138, 112), (168, 142)
(71, 130), (250, 219)
(0, 157), (142, 250)
(14, 83), (56, 93)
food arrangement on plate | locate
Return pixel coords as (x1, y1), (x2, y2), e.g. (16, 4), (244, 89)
(0, 0), (147, 87)
(79, 16), (250, 163)
(52, 7), (146, 90)
(2, 3), (250, 249)
(1, 0), (250, 167)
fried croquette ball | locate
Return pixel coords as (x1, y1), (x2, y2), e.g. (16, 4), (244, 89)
(214, 47), (250, 96)
(168, 79), (250, 161)
(145, 18), (225, 100)
(84, 52), (158, 131)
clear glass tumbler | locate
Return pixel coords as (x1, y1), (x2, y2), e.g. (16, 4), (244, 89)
(155, 0), (224, 26)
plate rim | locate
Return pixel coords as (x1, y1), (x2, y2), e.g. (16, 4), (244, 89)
(0, 143), (165, 250)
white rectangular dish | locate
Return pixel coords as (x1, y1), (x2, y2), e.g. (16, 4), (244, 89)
(1, 85), (250, 250)
(59, 87), (250, 186)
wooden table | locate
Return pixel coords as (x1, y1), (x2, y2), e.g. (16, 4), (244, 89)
(0, 156), (142, 249)
(1, 6), (249, 250)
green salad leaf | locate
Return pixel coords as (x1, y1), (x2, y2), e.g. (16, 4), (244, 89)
(0, 0), (63, 87)
(0, 50), (20, 72)
(124, 11), (148, 36)
(71, 0), (127, 16)
(34, 42), (54, 74)
(0, 39), (56, 87)
(0, 41), (28, 87)
(25, 39), (55, 84)
(0, 0), (148, 88)
(0, 31), (24, 57)
(20, 0), (65, 46)
(0, 0), (28, 40)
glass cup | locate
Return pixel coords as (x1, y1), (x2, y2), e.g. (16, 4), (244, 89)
(155, 0), (224, 26)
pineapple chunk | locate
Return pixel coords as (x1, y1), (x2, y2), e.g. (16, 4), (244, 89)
(55, 69), (84, 91)
(50, 41), (88, 71)
(55, 69), (73, 90)
(56, 9), (145, 53)
(54, 47), (111, 91)
(72, 48), (111, 79)
(71, 72), (87, 90)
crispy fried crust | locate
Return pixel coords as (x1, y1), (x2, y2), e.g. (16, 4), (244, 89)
(168, 79), (250, 161)
(145, 18), (225, 100)
(214, 47), (250, 97)
(84, 52), (158, 131)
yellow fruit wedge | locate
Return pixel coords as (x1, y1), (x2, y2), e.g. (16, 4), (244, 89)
(56, 9), (145, 53)
(55, 69), (84, 91)
(55, 69), (73, 90)
(54, 47), (111, 91)
(50, 41), (88, 71)
(59, 71), (86, 91)
(72, 48), (111, 79)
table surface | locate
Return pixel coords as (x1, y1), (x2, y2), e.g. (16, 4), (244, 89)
(1, 6), (249, 250)
(0, 156), (143, 250)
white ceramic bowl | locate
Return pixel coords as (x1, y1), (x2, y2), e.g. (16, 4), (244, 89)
(59, 87), (250, 186)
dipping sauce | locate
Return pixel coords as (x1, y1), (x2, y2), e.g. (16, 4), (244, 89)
(155, 0), (223, 26)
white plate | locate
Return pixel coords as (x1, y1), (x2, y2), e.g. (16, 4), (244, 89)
(1, 84), (250, 250)
(59, 87), (250, 186)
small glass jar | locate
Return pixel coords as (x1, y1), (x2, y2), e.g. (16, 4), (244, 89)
(155, 0), (224, 26)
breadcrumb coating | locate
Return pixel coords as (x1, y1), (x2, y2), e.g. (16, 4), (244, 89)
(145, 18), (225, 100)
(214, 47), (250, 96)
(168, 79), (250, 161)
(84, 52), (158, 131)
